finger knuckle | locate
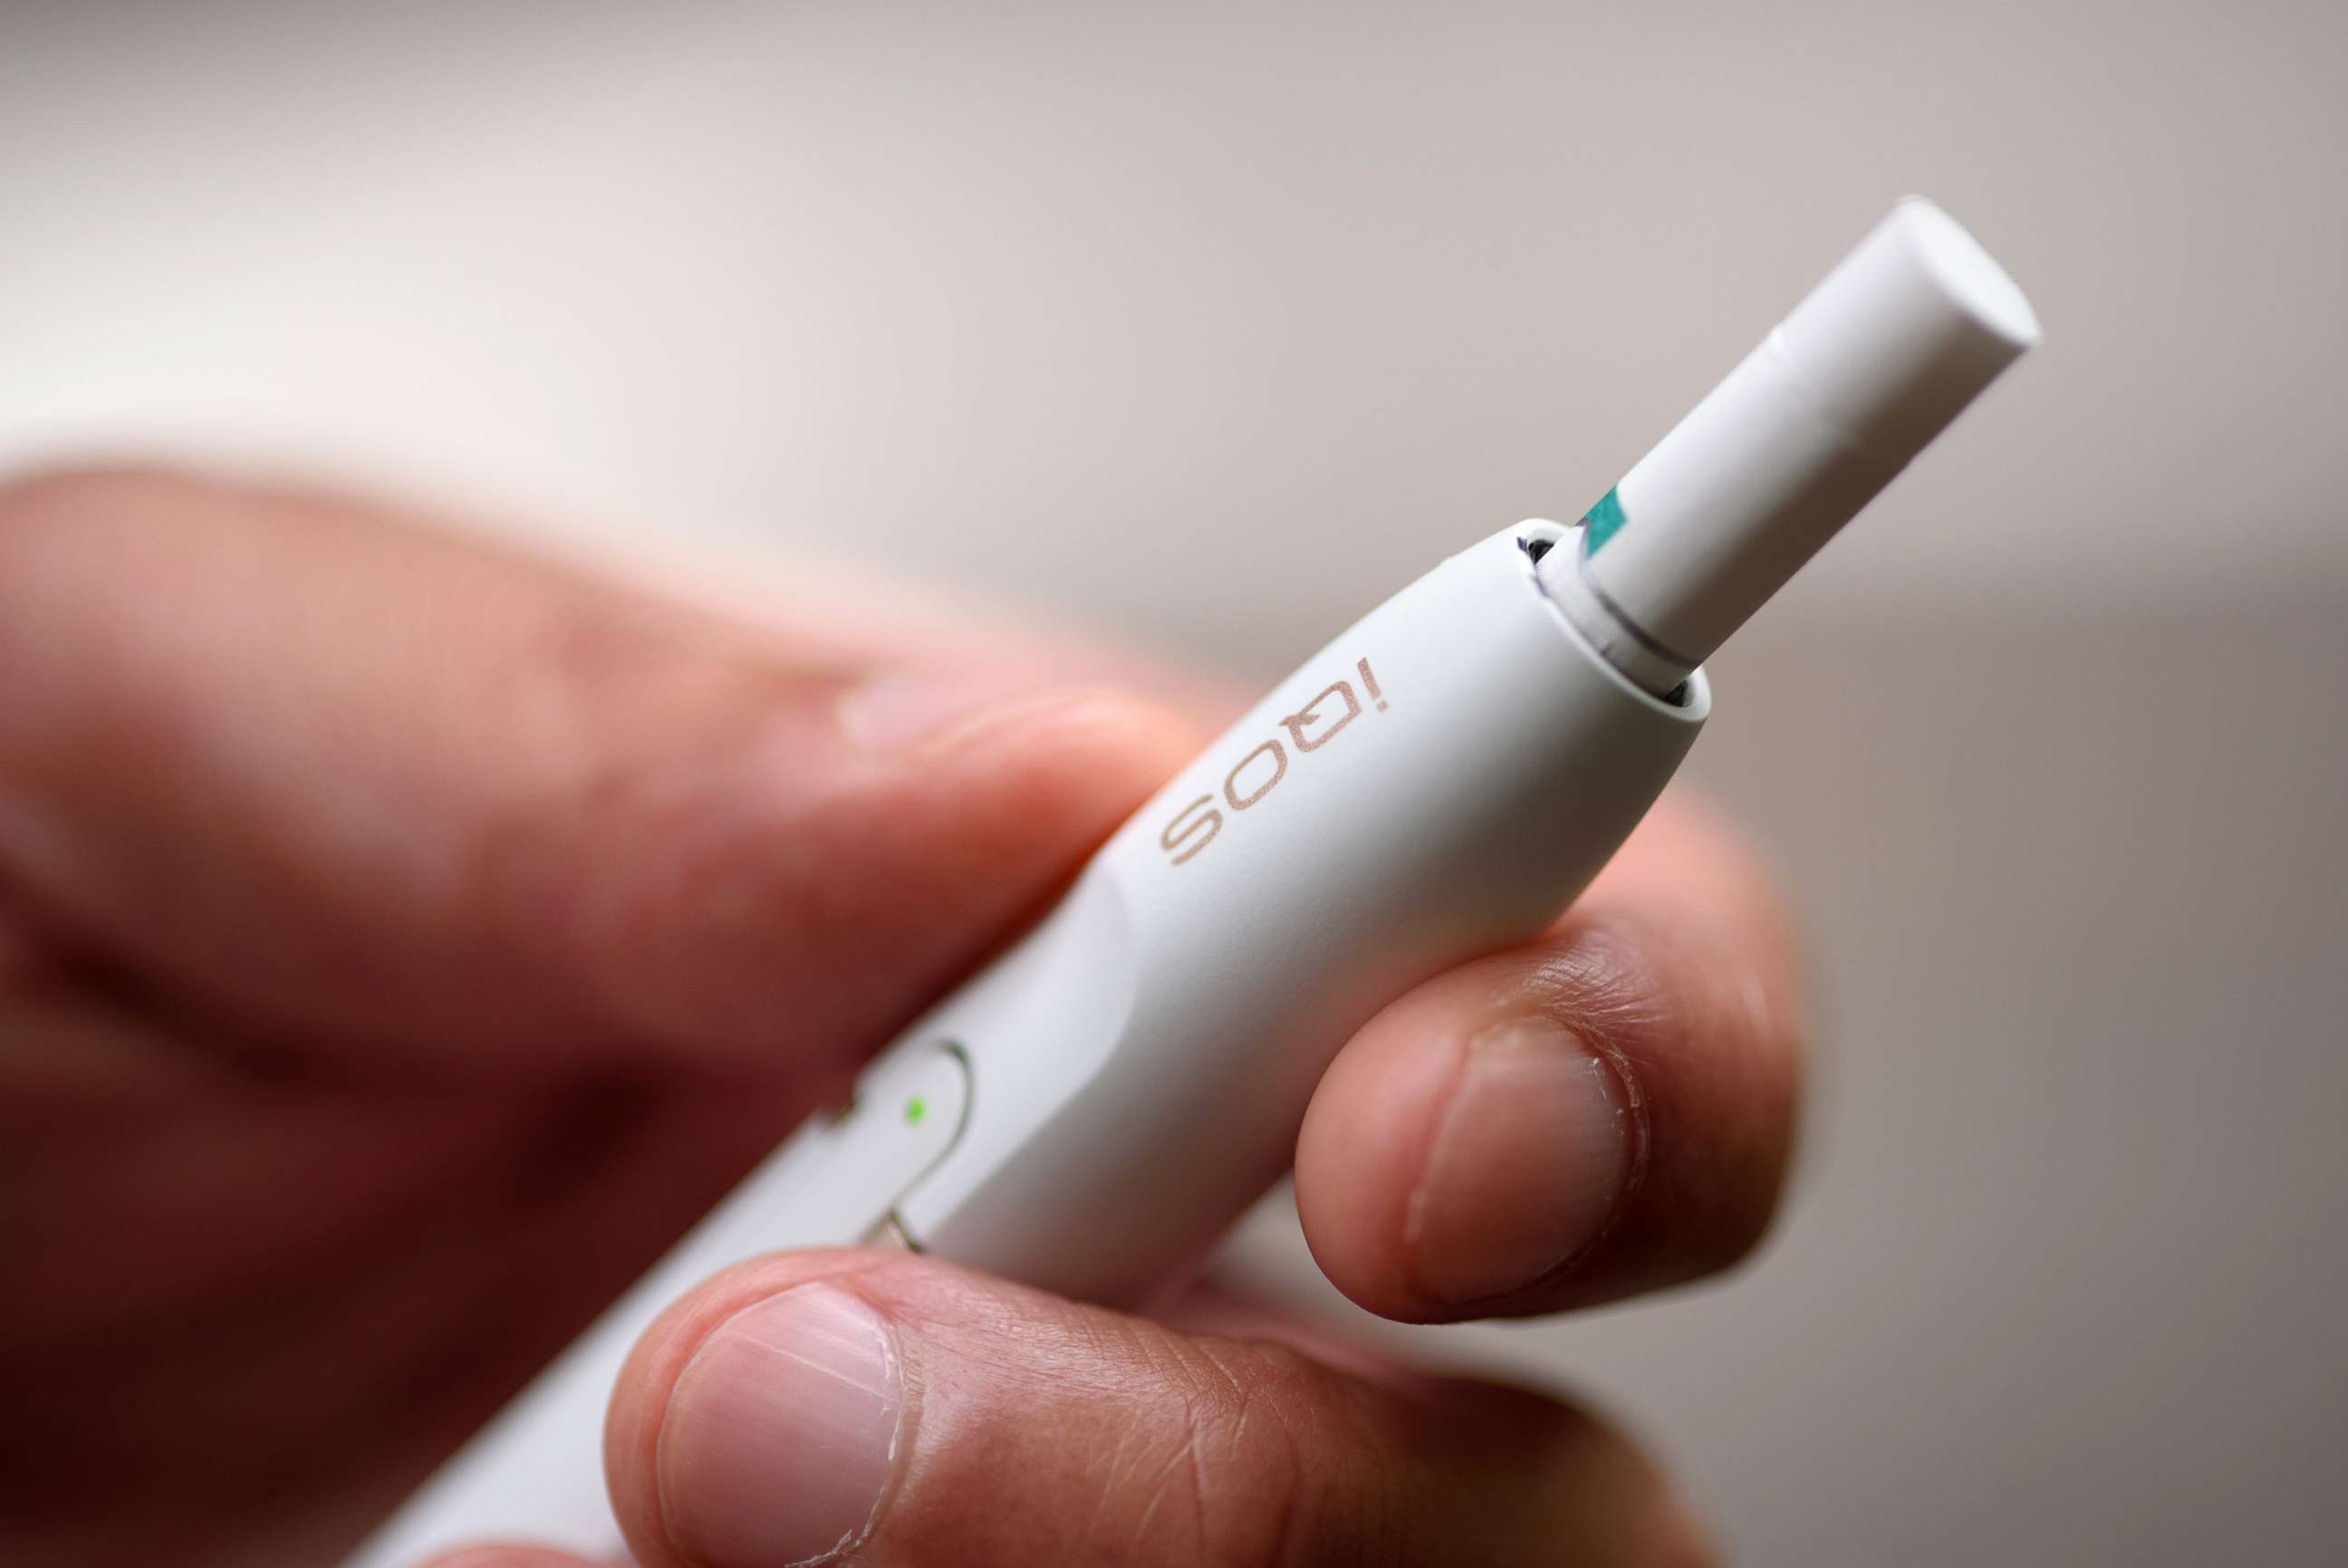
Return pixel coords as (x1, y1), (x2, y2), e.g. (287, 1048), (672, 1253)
(1116, 1332), (1392, 1568)
(457, 615), (850, 1053)
(463, 707), (773, 1022)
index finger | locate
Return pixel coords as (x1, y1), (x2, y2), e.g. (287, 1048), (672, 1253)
(0, 467), (1199, 1080)
(1295, 792), (1809, 1322)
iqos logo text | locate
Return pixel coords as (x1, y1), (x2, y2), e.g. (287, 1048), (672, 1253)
(1160, 657), (1388, 867)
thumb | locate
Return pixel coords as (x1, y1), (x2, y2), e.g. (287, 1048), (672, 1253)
(597, 1250), (1708, 1568)
(0, 467), (1200, 1076)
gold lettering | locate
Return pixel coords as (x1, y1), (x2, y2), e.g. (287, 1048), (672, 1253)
(1282, 680), (1360, 752)
(1160, 795), (1222, 866)
(1160, 654), (1388, 864)
(1224, 739), (1288, 810)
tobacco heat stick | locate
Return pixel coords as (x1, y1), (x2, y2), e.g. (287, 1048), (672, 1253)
(1543, 197), (2039, 694)
(349, 197), (2037, 1568)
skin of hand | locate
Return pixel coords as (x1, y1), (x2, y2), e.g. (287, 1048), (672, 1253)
(0, 469), (1807, 1568)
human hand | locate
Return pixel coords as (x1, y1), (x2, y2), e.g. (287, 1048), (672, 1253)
(0, 470), (1804, 1568)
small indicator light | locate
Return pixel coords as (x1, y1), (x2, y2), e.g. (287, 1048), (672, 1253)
(904, 1095), (928, 1127)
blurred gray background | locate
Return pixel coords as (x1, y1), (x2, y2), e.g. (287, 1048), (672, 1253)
(3, 1), (2343, 1562)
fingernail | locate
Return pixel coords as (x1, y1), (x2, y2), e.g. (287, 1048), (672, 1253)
(1407, 1018), (1638, 1304)
(833, 671), (1059, 753)
(657, 1284), (905, 1568)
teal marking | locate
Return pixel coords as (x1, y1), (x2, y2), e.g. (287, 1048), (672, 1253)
(1582, 486), (1629, 554)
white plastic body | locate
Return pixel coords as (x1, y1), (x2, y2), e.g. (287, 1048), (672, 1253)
(349, 520), (1709, 1567)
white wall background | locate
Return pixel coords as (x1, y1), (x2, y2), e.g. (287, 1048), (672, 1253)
(5, 3), (2343, 1563)
(5, 0), (2345, 645)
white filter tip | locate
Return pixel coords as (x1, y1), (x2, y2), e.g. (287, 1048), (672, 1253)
(1778, 196), (2041, 457)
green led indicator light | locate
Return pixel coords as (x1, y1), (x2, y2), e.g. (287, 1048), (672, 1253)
(903, 1094), (928, 1127)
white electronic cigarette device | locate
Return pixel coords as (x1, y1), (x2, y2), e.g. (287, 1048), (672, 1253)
(353, 197), (2037, 1566)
